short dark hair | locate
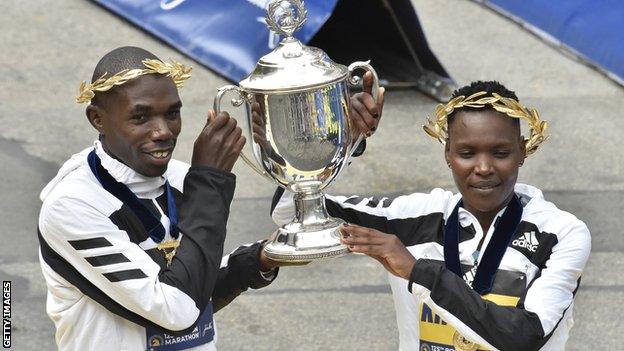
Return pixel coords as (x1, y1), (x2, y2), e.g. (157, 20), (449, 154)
(90, 46), (159, 106)
(448, 80), (520, 130)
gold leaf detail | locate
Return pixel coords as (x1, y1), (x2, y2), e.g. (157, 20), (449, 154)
(75, 59), (192, 104)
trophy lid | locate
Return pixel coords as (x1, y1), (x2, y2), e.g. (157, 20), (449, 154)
(239, 0), (348, 93)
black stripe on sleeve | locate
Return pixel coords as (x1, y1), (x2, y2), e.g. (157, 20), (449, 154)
(103, 269), (148, 282)
(85, 253), (131, 267)
(38, 230), (194, 335)
(410, 259), (545, 351)
(325, 198), (446, 247)
(68, 237), (113, 250)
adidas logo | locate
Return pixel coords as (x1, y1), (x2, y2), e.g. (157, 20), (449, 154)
(512, 231), (540, 252)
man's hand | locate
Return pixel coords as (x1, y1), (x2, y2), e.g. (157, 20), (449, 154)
(258, 231), (310, 271)
(340, 224), (415, 280)
(192, 110), (246, 172)
(350, 71), (385, 138)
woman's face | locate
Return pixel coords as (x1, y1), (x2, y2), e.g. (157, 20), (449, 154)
(445, 109), (526, 220)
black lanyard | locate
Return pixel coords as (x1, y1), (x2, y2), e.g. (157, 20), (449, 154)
(443, 195), (522, 294)
(87, 150), (179, 242)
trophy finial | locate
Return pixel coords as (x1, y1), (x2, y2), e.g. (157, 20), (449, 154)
(266, 0), (307, 38)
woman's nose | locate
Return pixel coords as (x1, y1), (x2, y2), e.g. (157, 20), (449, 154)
(474, 155), (494, 176)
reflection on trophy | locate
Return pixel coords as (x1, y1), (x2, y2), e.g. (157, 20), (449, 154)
(214, 0), (379, 262)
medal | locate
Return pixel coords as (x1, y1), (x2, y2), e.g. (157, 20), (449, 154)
(157, 239), (180, 266)
(453, 331), (479, 351)
(88, 150), (182, 267)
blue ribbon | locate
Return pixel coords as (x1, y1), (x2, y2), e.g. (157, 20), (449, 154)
(444, 195), (523, 294)
(87, 150), (179, 242)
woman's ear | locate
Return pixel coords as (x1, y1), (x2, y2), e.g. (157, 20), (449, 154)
(86, 105), (105, 134)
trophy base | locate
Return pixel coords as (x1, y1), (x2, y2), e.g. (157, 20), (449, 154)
(264, 217), (349, 263)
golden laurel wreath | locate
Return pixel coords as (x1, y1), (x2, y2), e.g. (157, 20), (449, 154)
(423, 91), (549, 155)
(76, 59), (192, 104)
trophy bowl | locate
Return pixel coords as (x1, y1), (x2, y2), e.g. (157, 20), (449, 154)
(214, 0), (379, 262)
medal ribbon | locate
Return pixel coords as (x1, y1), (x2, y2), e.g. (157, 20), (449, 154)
(87, 150), (179, 242)
(443, 195), (523, 294)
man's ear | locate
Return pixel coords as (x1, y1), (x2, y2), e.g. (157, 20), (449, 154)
(444, 140), (451, 167)
(86, 104), (105, 134)
(519, 135), (527, 165)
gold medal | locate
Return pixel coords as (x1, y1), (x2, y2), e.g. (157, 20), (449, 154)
(157, 239), (180, 266)
(452, 331), (479, 351)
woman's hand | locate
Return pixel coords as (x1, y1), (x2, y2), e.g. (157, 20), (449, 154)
(340, 224), (415, 280)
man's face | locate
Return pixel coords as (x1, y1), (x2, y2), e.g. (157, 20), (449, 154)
(445, 109), (525, 218)
(96, 74), (182, 177)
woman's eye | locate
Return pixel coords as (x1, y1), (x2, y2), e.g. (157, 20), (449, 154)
(494, 150), (511, 158)
(132, 115), (147, 122)
(458, 151), (473, 158)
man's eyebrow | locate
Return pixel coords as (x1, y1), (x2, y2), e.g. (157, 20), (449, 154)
(168, 101), (182, 110)
(129, 104), (153, 114)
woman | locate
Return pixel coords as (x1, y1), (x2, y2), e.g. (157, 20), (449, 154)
(271, 81), (590, 351)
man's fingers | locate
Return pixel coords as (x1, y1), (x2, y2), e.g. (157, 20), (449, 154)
(233, 134), (246, 153)
(359, 91), (380, 118)
(207, 109), (216, 124)
(354, 93), (380, 131)
(351, 99), (374, 135)
(252, 123), (265, 137)
(362, 71), (374, 95)
(378, 87), (385, 117)
(216, 115), (238, 137)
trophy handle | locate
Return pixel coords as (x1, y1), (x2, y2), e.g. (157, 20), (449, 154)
(213, 85), (276, 183)
(347, 61), (380, 159)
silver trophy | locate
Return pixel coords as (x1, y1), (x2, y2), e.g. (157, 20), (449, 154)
(214, 0), (379, 262)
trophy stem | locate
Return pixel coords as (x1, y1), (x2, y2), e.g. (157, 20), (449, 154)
(264, 188), (350, 262)
(293, 189), (332, 227)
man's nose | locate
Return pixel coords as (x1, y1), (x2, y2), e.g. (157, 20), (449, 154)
(150, 117), (174, 140)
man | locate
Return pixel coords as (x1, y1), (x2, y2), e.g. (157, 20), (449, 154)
(273, 81), (590, 350)
(38, 46), (383, 350)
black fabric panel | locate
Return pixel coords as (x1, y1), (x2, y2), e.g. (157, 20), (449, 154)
(511, 221), (558, 269)
(152, 193), (168, 216)
(458, 263), (527, 300)
(38, 230), (196, 335)
(109, 205), (149, 244)
(103, 269), (148, 282)
(325, 197), (446, 247)
(68, 237), (113, 250)
(85, 253), (130, 267)
(411, 259), (546, 351)
(144, 248), (167, 270)
(138, 197), (159, 216)
(212, 242), (276, 313)
(161, 166), (235, 312)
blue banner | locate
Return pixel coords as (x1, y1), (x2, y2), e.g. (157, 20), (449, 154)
(93, 0), (338, 82)
(478, 0), (624, 85)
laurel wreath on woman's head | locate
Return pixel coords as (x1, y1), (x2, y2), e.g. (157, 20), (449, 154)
(423, 92), (549, 155)
(76, 59), (192, 104)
